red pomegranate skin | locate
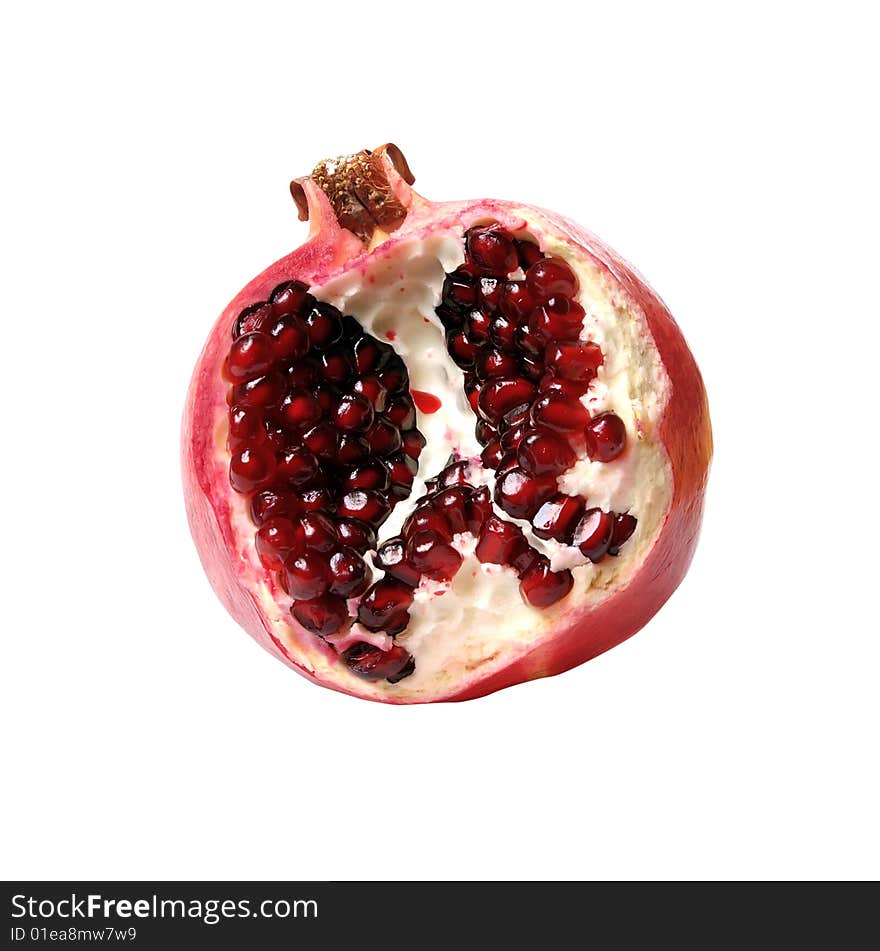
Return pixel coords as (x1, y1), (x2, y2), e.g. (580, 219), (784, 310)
(182, 162), (712, 704)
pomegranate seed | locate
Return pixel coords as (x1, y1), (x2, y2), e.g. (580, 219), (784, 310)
(481, 440), (504, 468)
(276, 447), (320, 486)
(336, 434), (370, 465)
(515, 239), (543, 270)
(342, 642), (414, 682)
(573, 508), (614, 562)
(344, 460), (389, 491)
(305, 301), (343, 349)
(475, 418), (498, 445)
(328, 547), (371, 597)
(376, 536), (421, 587)
(530, 393), (590, 434)
(294, 512), (338, 553)
(268, 314), (310, 362)
(494, 467), (557, 520)
(539, 375), (585, 400)
(511, 545), (543, 578)
(352, 335), (392, 374)
(526, 257), (579, 301)
(517, 429), (577, 476)
(227, 404), (265, 451)
(291, 594), (349, 637)
(365, 418), (402, 456)
(407, 530), (463, 581)
(287, 359), (318, 388)
(520, 355), (545, 382)
(352, 375), (389, 412)
(318, 347), (352, 384)
(467, 308), (492, 341)
(545, 342), (602, 381)
(403, 504), (454, 542)
(495, 452), (520, 478)
(465, 226), (518, 275)
(254, 517), (301, 570)
(439, 460), (471, 488)
(608, 512), (637, 556)
(478, 276), (504, 313)
(478, 348), (519, 378)
(279, 390), (322, 429)
(229, 445), (276, 493)
(500, 420), (528, 453)
(249, 486), (302, 524)
(499, 281), (536, 322)
(466, 486), (494, 534)
(401, 429), (426, 460)
(283, 551), (330, 600)
(357, 578), (416, 633)
(477, 377), (536, 423)
(465, 378), (481, 413)
(335, 393), (374, 432)
(532, 494), (585, 544)
(225, 332), (275, 382)
(446, 329), (480, 368)
(441, 269), (477, 312)
(475, 516), (528, 565)
(378, 357), (409, 394)
(385, 394), (416, 429)
(530, 297), (585, 343)
(232, 301), (273, 338)
(519, 560), (574, 607)
(488, 314), (517, 351)
(232, 372), (285, 409)
(337, 490), (391, 527)
(336, 518), (377, 553)
(301, 422), (339, 459)
(585, 413), (627, 462)
(385, 452), (418, 490)
(298, 486), (333, 512)
(269, 280), (312, 317)
(432, 486), (471, 534)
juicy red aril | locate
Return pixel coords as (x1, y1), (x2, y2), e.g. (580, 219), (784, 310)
(378, 358), (409, 394)
(447, 329), (480, 368)
(495, 452), (520, 478)
(337, 434), (370, 465)
(375, 537), (421, 587)
(519, 560), (574, 607)
(224, 332), (275, 381)
(465, 378), (481, 413)
(489, 314), (517, 351)
(342, 642), (414, 683)
(432, 486), (470, 534)
(357, 578), (415, 633)
(478, 276), (503, 312)
(585, 413), (627, 462)
(466, 486), (494, 534)
(269, 314), (310, 362)
(329, 548), (372, 597)
(301, 422), (339, 459)
(530, 298), (585, 342)
(250, 487), (302, 524)
(514, 324), (545, 357)
(499, 281), (536, 322)
(294, 512), (338, 553)
(227, 405), (264, 451)
(465, 226), (518, 275)
(283, 551), (330, 600)
(467, 309), (492, 341)
(494, 467), (557, 520)
(531, 494), (585, 544)
(608, 512), (637, 556)
(516, 239), (543, 270)
(337, 490), (391, 527)
(335, 393), (374, 432)
(344, 460), (389, 491)
(478, 349), (519, 378)
(336, 518), (376, 553)
(352, 335), (392, 374)
(385, 394), (416, 429)
(439, 460), (470, 488)
(545, 342), (602, 380)
(233, 302), (273, 338)
(403, 505), (454, 542)
(573, 508), (615, 562)
(530, 393), (590, 433)
(481, 440), (504, 468)
(269, 280), (311, 318)
(539, 375), (585, 400)
(305, 302), (343, 349)
(517, 429), (577, 476)
(475, 516), (527, 565)
(280, 390), (322, 429)
(401, 429), (426, 460)
(475, 419), (497, 445)
(287, 360), (317, 388)
(526, 257), (580, 301)
(500, 420), (528, 452)
(520, 355), (545, 382)
(276, 447), (320, 486)
(478, 377), (536, 423)
(292, 594), (349, 637)
(385, 452), (417, 490)
(365, 418), (402, 456)
(298, 486), (333, 512)
(229, 445), (276, 493)
(510, 545), (543, 578)
(232, 372), (285, 409)
(441, 269), (477, 312)
(407, 530), (463, 581)
(254, 517), (301, 570)
(318, 348), (352, 383)
(352, 375), (388, 412)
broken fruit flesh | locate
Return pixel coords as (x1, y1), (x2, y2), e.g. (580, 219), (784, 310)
(182, 143), (712, 704)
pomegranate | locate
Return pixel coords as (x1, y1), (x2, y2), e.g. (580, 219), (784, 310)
(182, 143), (712, 703)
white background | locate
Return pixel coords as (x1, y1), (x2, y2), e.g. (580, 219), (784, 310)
(2, 1), (878, 881)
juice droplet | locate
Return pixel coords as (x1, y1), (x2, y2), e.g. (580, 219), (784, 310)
(412, 390), (442, 414)
(386, 330), (397, 341)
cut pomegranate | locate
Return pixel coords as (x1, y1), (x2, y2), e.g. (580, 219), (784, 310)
(183, 142), (711, 702)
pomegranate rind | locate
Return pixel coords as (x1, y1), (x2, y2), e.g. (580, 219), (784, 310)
(182, 178), (711, 704)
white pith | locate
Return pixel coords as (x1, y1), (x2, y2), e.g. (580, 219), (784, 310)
(219, 219), (673, 699)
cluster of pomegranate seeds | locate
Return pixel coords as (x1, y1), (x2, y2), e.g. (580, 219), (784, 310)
(438, 225), (638, 559)
(224, 279), (425, 682)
